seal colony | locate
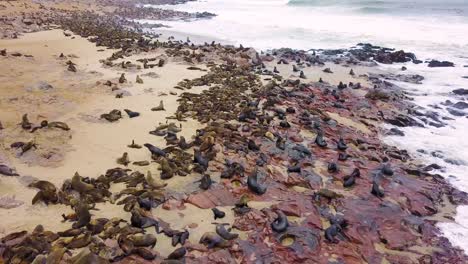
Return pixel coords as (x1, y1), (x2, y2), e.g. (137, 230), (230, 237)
(0, 0), (467, 263)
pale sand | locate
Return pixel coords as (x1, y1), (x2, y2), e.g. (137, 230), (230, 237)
(0, 29), (237, 256)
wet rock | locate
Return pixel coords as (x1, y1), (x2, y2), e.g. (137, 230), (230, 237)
(428, 60), (454, 67)
(385, 115), (422, 127)
(452, 88), (468, 95)
(375, 50), (413, 64)
(365, 89), (391, 101)
(452, 102), (468, 110)
(447, 108), (465, 117)
(385, 128), (405, 136)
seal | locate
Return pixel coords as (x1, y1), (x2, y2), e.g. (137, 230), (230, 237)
(215, 224), (239, 240)
(338, 153), (350, 161)
(328, 162), (338, 173)
(20, 114), (32, 130)
(119, 73), (126, 83)
(371, 180), (385, 197)
(381, 164), (394, 176)
(315, 132), (327, 148)
(151, 100), (165, 111)
(271, 211), (288, 232)
(116, 152), (130, 166)
(146, 171), (167, 189)
(124, 109), (140, 118)
(128, 234), (157, 248)
(166, 247), (186, 260)
(0, 164), (19, 176)
(131, 208), (160, 232)
(198, 174), (212, 190)
(299, 71), (306, 79)
(212, 208), (225, 219)
(247, 169), (267, 195)
(72, 203), (91, 229)
(343, 175), (356, 187)
(247, 139), (260, 151)
(338, 82), (347, 89)
(71, 172), (95, 193)
(193, 149), (209, 171)
(199, 232), (228, 249)
(325, 224), (341, 243)
(144, 143), (167, 157)
(29, 180), (58, 205)
(127, 140), (142, 149)
(100, 109), (122, 122)
(337, 138), (347, 151)
(136, 75), (143, 84)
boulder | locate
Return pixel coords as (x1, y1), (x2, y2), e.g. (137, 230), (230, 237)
(428, 60), (454, 67)
(452, 88), (468, 95)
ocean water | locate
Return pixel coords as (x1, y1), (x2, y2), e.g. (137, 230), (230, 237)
(141, 0), (468, 252)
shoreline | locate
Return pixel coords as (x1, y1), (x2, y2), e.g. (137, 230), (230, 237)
(0, 0), (467, 263)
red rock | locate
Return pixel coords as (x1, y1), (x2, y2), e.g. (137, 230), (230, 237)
(186, 185), (236, 209)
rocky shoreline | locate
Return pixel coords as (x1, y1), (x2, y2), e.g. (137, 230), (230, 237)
(0, 0), (467, 263)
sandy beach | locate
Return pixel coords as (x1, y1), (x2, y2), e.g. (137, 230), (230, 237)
(1, 0), (467, 263)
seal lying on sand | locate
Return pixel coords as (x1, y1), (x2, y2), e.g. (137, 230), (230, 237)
(151, 101), (165, 111)
(0, 164), (19, 176)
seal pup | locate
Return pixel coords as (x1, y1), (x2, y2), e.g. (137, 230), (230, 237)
(117, 152), (130, 166)
(119, 73), (126, 83)
(146, 171), (167, 189)
(315, 132), (327, 148)
(271, 211), (288, 232)
(0, 164), (19, 176)
(198, 174), (212, 190)
(328, 162), (338, 173)
(20, 114), (32, 130)
(72, 202), (91, 229)
(166, 247), (186, 260)
(199, 232), (228, 249)
(29, 180), (58, 205)
(128, 140), (142, 149)
(325, 224), (341, 243)
(144, 143), (167, 157)
(124, 109), (140, 118)
(299, 71), (306, 79)
(136, 75), (143, 84)
(151, 101), (165, 111)
(215, 224), (239, 240)
(130, 208), (160, 232)
(371, 180), (385, 197)
(337, 138), (347, 151)
(247, 169), (267, 195)
(212, 208), (225, 219)
(68, 63), (77, 72)
(71, 172), (95, 193)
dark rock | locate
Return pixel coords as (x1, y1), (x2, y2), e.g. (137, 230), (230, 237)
(374, 50), (413, 64)
(447, 108), (465, 117)
(386, 128), (405, 136)
(452, 102), (468, 110)
(452, 89), (468, 95)
(428, 60), (454, 68)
